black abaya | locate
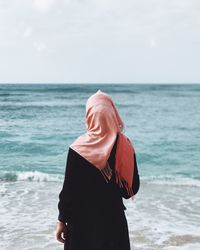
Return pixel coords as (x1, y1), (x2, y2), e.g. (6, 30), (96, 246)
(58, 134), (140, 250)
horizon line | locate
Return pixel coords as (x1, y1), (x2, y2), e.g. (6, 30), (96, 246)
(0, 82), (200, 85)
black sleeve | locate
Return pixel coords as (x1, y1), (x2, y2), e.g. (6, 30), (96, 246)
(57, 148), (75, 224)
(120, 152), (140, 199)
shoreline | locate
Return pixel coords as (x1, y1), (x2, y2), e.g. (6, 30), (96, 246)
(1, 181), (200, 250)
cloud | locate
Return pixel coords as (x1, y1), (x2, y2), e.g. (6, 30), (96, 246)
(33, 0), (56, 12)
(150, 39), (156, 48)
(23, 26), (32, 38)
(33, 41), (47, 52)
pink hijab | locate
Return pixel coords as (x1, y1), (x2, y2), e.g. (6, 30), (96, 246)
(70, 90), (135, 197)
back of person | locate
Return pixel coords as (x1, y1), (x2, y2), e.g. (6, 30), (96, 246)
(56, 90), (140, 250)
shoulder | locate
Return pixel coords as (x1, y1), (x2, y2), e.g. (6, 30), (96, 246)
(67, 147), (98, 173)
(68, 147), (83, 158)
(67, 147), (87, 165)
(68, 146), (76, 155)
(67, 147), (79, 160)
(64, 147), (84, 175)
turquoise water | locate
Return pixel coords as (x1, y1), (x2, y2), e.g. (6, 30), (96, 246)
(0, 83), (200, 183)
(1, 83), (200, 250)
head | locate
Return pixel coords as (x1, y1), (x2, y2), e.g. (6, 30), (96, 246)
(85, 90), (124, 136)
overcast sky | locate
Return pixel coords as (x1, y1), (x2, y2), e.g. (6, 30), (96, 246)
(0, 0), (200, 83)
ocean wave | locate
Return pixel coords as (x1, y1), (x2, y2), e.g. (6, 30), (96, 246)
(141, 175), (200, 187)
(1, 171), (200, 187)
(0, 171), (63, 182)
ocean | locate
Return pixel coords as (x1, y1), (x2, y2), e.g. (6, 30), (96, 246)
(0, 83), (200, 250)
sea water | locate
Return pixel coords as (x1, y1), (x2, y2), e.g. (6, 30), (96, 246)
(0, 84), (200, 250)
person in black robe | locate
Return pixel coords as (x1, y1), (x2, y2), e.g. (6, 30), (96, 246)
(55, 132), (140, 250)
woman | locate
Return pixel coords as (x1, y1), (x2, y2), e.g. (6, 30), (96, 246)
(55, 89), (140, 250)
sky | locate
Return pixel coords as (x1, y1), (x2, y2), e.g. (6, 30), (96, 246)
(0, 0), (200, 84)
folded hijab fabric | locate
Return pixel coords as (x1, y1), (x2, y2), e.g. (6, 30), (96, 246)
(70, 90), (135, 197)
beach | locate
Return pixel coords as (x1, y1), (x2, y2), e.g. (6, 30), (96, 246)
(0, 83), (200, 249)
(1, 179), (200, 249)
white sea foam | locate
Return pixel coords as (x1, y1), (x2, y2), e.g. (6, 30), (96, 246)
(141, 175), (200, 187)
(0, 171), (63, 182)
(17, 171), (63, 182)
(1, 171), (200, 188)
(1, 177), (200, 250)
